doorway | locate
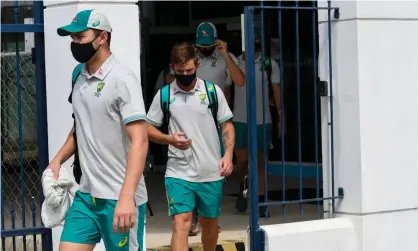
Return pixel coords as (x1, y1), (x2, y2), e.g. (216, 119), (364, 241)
(139, 1), (323, 248)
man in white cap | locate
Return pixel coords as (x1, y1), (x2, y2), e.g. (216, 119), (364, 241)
(48, 9), (149, 251)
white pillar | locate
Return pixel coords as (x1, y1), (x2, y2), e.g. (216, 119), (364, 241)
(43, 1), (141, 250)
(319, 1), (418, 251)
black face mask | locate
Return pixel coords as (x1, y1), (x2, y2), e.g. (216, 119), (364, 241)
(71, 36), (101, 63)
(254, 43), (261, 52)
(175, 72), (196, 87)
(198, 47), (215, 57)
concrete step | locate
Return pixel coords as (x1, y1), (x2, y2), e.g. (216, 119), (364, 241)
(147, 240), (245, 251)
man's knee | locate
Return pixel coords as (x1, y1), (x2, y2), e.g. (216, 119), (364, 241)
(235, 150), (248, 171)
(199, 217), (219, 234)
(173, 212), (193, 234)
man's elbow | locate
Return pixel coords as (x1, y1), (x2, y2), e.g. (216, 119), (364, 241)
(235, 73), (245, 87)
(236, 81), (245, 87)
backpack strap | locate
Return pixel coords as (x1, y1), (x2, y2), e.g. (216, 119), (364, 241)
(69, 63), (83, 184)
(263, 57), (275, 106)
(204, 81), (218, 128)
(68, 63), (84, 104)
(163, 68), (170, 85)
(204, 81), (225, 156)
(160, 84), (171, 133)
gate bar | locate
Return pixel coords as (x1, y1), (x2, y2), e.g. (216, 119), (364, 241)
(1, 227), (50, 238)
(311, 0), (321, 213)
(327, 0), (337, 215)
(251, 6), (339, 10)
(33, 0), (53, 250)
(1, 24), (44, 33)
(13, 2), (27, 248)
(244, 6), (262, 251)
(277, 0), (287, 219)
(259, 0), (269, 217)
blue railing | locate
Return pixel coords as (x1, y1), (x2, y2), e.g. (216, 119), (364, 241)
(243, 1), (343, 250)
(1, 1), (52, 251)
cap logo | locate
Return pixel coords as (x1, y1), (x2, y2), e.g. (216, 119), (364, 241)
(92, 21), (100, 27)
(72, 17), (77, 22)
(202, 30), (208, 36)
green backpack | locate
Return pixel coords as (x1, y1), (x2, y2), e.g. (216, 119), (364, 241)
(68, 63), (84, 183)
(159, 80), (224, 156)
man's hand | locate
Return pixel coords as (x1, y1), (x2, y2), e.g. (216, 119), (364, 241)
(219, 154), (233, 177)
(113, 196), (136, 234)
(215, 39), (229, 56)
(168, 132), (192, 150)
(47, 159), (61, 180)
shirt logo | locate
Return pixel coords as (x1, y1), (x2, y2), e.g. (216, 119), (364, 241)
(95, 82), (105, 97)
(210, 57), (217, 67)
(207, 84), (214, 91)
(169, 97), (176, 104)
(118, 237), (128, 247)
(199, 93), (207, 103)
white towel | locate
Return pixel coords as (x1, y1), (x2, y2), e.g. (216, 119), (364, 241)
(41, 168), (78, 228)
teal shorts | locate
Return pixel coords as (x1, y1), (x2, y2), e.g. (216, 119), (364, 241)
(165, 177), (224, 218)
(60, 191), (146, 250)
(234, 122), (272, 150)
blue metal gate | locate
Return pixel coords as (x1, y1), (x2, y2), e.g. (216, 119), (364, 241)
(243, 1), (343, 250)
(1, 1), (52, 251)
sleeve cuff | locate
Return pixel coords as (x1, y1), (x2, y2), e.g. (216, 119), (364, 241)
(122, 114), (146, 125)
(218, 115), (233, 124)
(146, 117), (163, 127)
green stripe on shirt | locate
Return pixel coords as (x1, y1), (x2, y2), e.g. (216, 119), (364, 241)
(123, 115), (146, 125)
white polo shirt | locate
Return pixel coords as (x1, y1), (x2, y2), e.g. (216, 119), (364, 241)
(72, 54), (148, 206)
(146, 78), (233, 182)
(232, 54), (280, 125)
(197, 50), (239, 91)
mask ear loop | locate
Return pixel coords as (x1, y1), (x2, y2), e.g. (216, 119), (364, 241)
(93, 31), (107, 50)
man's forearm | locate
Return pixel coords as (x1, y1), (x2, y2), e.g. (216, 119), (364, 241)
(120, 122), (149, 199)
(147, 124), (172, 145)
(224, 54), (245, 87)
(51, 127), (76, 164)
(273, 85), (281, 112)
(221, 121), (235, 157)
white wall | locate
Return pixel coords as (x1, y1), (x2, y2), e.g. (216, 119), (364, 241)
(262, 218), (356, 251)
(259, 1), (418, 251)
(43, 0), (141, 250)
